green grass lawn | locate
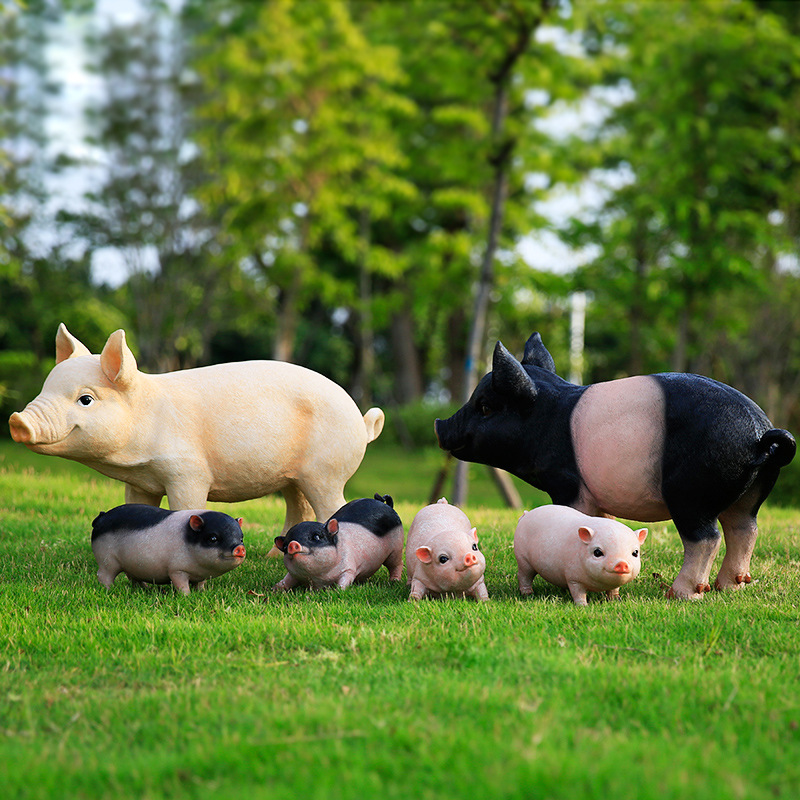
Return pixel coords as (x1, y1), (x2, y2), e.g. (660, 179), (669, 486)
(1, 439), (800, 799)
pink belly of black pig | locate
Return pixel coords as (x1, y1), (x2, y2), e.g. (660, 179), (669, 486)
(570, 375), (670, 522)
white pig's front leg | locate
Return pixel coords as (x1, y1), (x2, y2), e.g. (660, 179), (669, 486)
(165, 482), (211, 511)
(125, 484), (164, 506)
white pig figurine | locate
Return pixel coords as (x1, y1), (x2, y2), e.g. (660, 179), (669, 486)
(514, 504), (647, 605)
(9, 324), (384, 532)
(405, 498), (488, 601)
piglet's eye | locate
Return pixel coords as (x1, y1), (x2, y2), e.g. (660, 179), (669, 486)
(209, 535), (218, 544)
(632, 550), (639, 558)
(438, 555), (449, 564)
(593, 548), (604, 558)
(472, 543), (478, 551)
(78, 395), (94, 406)
(479, 403), (492, 417)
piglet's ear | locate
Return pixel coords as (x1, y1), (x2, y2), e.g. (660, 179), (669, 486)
(416, 546), (433, 564)
(578, 526), (594, 543)
(274, 536), (286, 552)
(189, 515), (204, 532)
(236, 518), (244, 527)
(492, 342), (538, 403)
(100, 329), (138, 389)
(56, 323), (91, 363)
(521, 332), (557, 374)
(326, 518), (339, 535)
(470, 527), (478, 543)
(636, 528), (648, 544)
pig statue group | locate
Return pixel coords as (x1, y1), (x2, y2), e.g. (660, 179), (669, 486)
(436, 331), (796, 600)
(9, 325), (796, 605)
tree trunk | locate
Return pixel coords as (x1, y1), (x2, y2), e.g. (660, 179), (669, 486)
(452, 7), (542, 507)
(390, 304), (424, 404)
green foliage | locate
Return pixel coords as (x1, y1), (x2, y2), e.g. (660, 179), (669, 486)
(564, 0), (800, 399)
(2, 444), (800, 799)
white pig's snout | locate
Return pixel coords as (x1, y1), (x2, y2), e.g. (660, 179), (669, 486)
(8, 412), (33, 444)
(612, 560), (631, 575)
(464, 552), (479, 567)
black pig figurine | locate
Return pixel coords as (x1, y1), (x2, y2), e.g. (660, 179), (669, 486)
(435, 332), (795, 600)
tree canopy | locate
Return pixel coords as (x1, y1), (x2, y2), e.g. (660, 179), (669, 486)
(2, 0), (800, 437)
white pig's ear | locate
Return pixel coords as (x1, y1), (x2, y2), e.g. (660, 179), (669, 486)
(636, 528), (648, 544)
(415, 546), (433, 564)
(100, 329), (138, 388)
(578, 526), (595, 543)
(470, 527), (478, 542)
(55, 323), (91, 363)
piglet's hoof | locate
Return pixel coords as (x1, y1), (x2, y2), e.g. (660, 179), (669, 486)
(736, 573), (753, 584)
(697, 583), (712, 594)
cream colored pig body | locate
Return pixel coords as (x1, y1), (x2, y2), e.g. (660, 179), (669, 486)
(514, 504), (647, 605)
(9, 325), (384, 531)
(405, 498), (488, 601)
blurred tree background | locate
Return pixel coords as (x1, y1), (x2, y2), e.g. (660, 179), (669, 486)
(2, 0), (800, 461)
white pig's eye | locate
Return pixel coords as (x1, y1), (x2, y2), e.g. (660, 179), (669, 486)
(78, 394), (95, 406)
(593, 548), (604, 558)
(438, 554), (449, 564)
(632, 550), (639, 558)
(472, 543), (478, 551)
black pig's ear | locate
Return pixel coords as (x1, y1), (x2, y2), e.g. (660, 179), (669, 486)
(492, 342), (538, 402)
(521, 332), (557, 374)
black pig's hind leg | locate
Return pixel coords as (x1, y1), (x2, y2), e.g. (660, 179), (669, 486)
(667, 515), (721, 600)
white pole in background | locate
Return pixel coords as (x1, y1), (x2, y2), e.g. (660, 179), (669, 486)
(569, 291), (586, 385)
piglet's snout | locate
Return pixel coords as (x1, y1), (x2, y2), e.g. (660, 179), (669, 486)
(464, 552), (478, 567)
(232, 545), (246, 558)
(287, 541), (302, 555)
(613, 560), (631, 575)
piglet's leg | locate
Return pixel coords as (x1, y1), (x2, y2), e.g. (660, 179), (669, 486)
(384, 547), (404, 581)
(667, 519), (721, 600)
(96, 566), (121, 590)
(606, 588), (621, 602)
(409, 578), (429, 601)
(566, 580), (589, 606)
(517, 563), (536, 596)
(336, 571), (357, 589)
(273, 573), (302, 592)
(468, 579), (490, 602)
(169, 571), (192, 596)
